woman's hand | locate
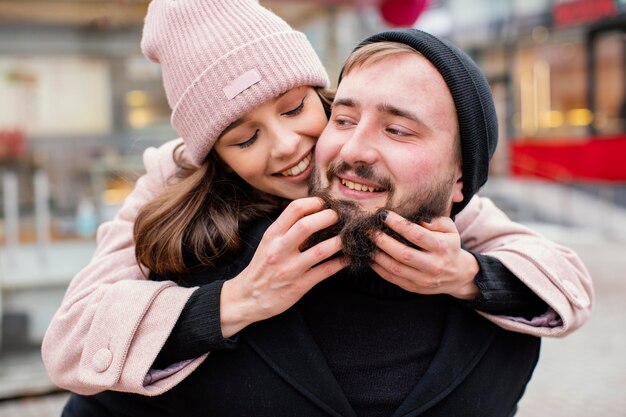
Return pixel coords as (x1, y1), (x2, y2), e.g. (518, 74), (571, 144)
(370, 211), (480, 300)
(220, 197), (346, 338)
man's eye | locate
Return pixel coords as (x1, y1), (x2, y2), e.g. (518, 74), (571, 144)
(235, 129), (259, 148)
(387, 127), (409, 137)
(282, 98), (305, 116)
(334, 117), (354, 127)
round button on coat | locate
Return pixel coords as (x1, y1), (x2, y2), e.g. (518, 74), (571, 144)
(92, 348), (113, 373)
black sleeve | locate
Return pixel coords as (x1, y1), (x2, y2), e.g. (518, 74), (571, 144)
(152, 279), (238, 369)
(465, 253), (549, 319)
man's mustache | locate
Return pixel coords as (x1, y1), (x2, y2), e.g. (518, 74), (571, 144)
(326, 161), (394, 193)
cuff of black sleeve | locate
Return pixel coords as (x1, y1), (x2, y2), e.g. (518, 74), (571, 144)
(464, 253), (549, 319)
(152, 280), (238, 369)
(185, 280), (240, 350)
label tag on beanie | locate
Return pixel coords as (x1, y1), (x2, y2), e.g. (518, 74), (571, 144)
(223, 69), (262, 100)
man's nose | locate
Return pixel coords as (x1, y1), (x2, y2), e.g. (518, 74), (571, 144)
(338, 122), (378, 166)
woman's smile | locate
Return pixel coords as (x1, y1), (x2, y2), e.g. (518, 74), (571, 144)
(278, 152), (312, 177)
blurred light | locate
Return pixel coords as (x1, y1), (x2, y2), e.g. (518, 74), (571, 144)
(540, 110), (564, 128)
(531, 26), (549, 43)
(567, 108), (593, 126)
(520, 71), (537, 136)
(128, 108), (152, 128)
(520, 60), (552, 136)
(102, 188), (130, 205)
(534, 60), (551, 122)
(126, 90), (147, 107)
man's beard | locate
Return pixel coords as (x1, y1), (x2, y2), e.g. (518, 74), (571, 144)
(304, 162), (455, 274)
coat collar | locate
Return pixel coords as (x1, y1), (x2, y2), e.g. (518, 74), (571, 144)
(390, 303), (497, 417)
(243, 300), (496, 417)
(243, 306), (357, 417)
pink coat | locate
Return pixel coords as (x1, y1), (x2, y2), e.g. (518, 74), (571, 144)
(41, 139), (593, 396)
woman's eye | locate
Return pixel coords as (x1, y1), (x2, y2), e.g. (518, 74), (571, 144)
(282, 98), (305, 116)
(235, 129), (259, 148)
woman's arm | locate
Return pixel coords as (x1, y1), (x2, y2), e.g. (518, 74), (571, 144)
(370, 195), (592, 337)
(151, 198), (347, 367)
(43, 159), (345, 395)
(41, 139), (204, 396)
(455, 195), (593, 337)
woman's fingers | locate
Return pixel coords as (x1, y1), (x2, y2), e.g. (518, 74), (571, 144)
(373, 229), (428, 270)
(381, 211), (437, 252)
(371, 251), (440, 293)
(380, 211), (459, 255)
(299, 235), (343, 268)
(267, 197), (327, 236)
(282, 207), (339, 248)
(420, 216), (457, 234)
(302, 256), (348, 290)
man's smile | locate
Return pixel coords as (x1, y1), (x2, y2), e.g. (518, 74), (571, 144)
(339, 178), (385, 193)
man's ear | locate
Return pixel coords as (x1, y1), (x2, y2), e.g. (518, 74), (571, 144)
(451, 166), (464, 204)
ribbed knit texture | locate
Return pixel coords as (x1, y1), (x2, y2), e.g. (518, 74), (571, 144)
(152, 280), (237, 369)
(344, 29), (498, 215)
(468, 253), (549, 319)
(141, 0), (329, 165)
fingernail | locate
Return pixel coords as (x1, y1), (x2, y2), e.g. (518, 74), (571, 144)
(378, 209), (388, 222)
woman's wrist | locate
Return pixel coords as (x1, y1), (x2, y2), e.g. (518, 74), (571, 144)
(450, 250), (480, 300)
(220, 276), (258, 339)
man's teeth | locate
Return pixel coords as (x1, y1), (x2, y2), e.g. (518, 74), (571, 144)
(341, 179), (382, 192)
(280, 154), (312, 177)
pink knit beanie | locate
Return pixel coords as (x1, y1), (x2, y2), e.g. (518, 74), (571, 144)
(141, 0), (330, 165)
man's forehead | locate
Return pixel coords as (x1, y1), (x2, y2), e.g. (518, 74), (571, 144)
(339, 53), (449, 96)
(336, 54), (455, 116)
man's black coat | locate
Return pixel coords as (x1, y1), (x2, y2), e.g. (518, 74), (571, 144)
(63, 218), (540, 417)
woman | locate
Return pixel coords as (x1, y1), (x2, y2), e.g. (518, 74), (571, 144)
(42, 0), (593, 399)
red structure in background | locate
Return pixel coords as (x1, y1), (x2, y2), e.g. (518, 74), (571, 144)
(0, 129), (27, 161)
(280, 0), (429, 27)
(380, 0), (428, 27)
(553, 0), (617, 28)
(511, 135), (626, 182)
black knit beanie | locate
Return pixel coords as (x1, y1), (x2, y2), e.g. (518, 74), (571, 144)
(339, 29), (498, 215)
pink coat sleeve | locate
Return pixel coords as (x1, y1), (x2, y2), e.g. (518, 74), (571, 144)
(455, 195), (593, 337)
(41, 139), (206, 396)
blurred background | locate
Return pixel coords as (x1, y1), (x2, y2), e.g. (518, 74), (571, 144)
(0, 0), (625, 416)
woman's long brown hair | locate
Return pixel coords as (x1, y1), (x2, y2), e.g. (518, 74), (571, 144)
(134, 144), (282, 278)
(134, 88), (335, 279)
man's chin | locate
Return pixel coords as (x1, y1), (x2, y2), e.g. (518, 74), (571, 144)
(304, 190), (394, 273)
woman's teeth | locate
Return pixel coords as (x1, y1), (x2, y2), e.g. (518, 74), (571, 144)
(341, 179), (383, 192)
(280, 154), (312, 177)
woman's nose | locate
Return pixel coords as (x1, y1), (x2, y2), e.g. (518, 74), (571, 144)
(270, 127), (300, 159)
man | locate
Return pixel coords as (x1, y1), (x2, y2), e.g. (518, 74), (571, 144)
(61, 29), (550, 417)
(307, 31), (497, 298)
(297, 30), (539, 416)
